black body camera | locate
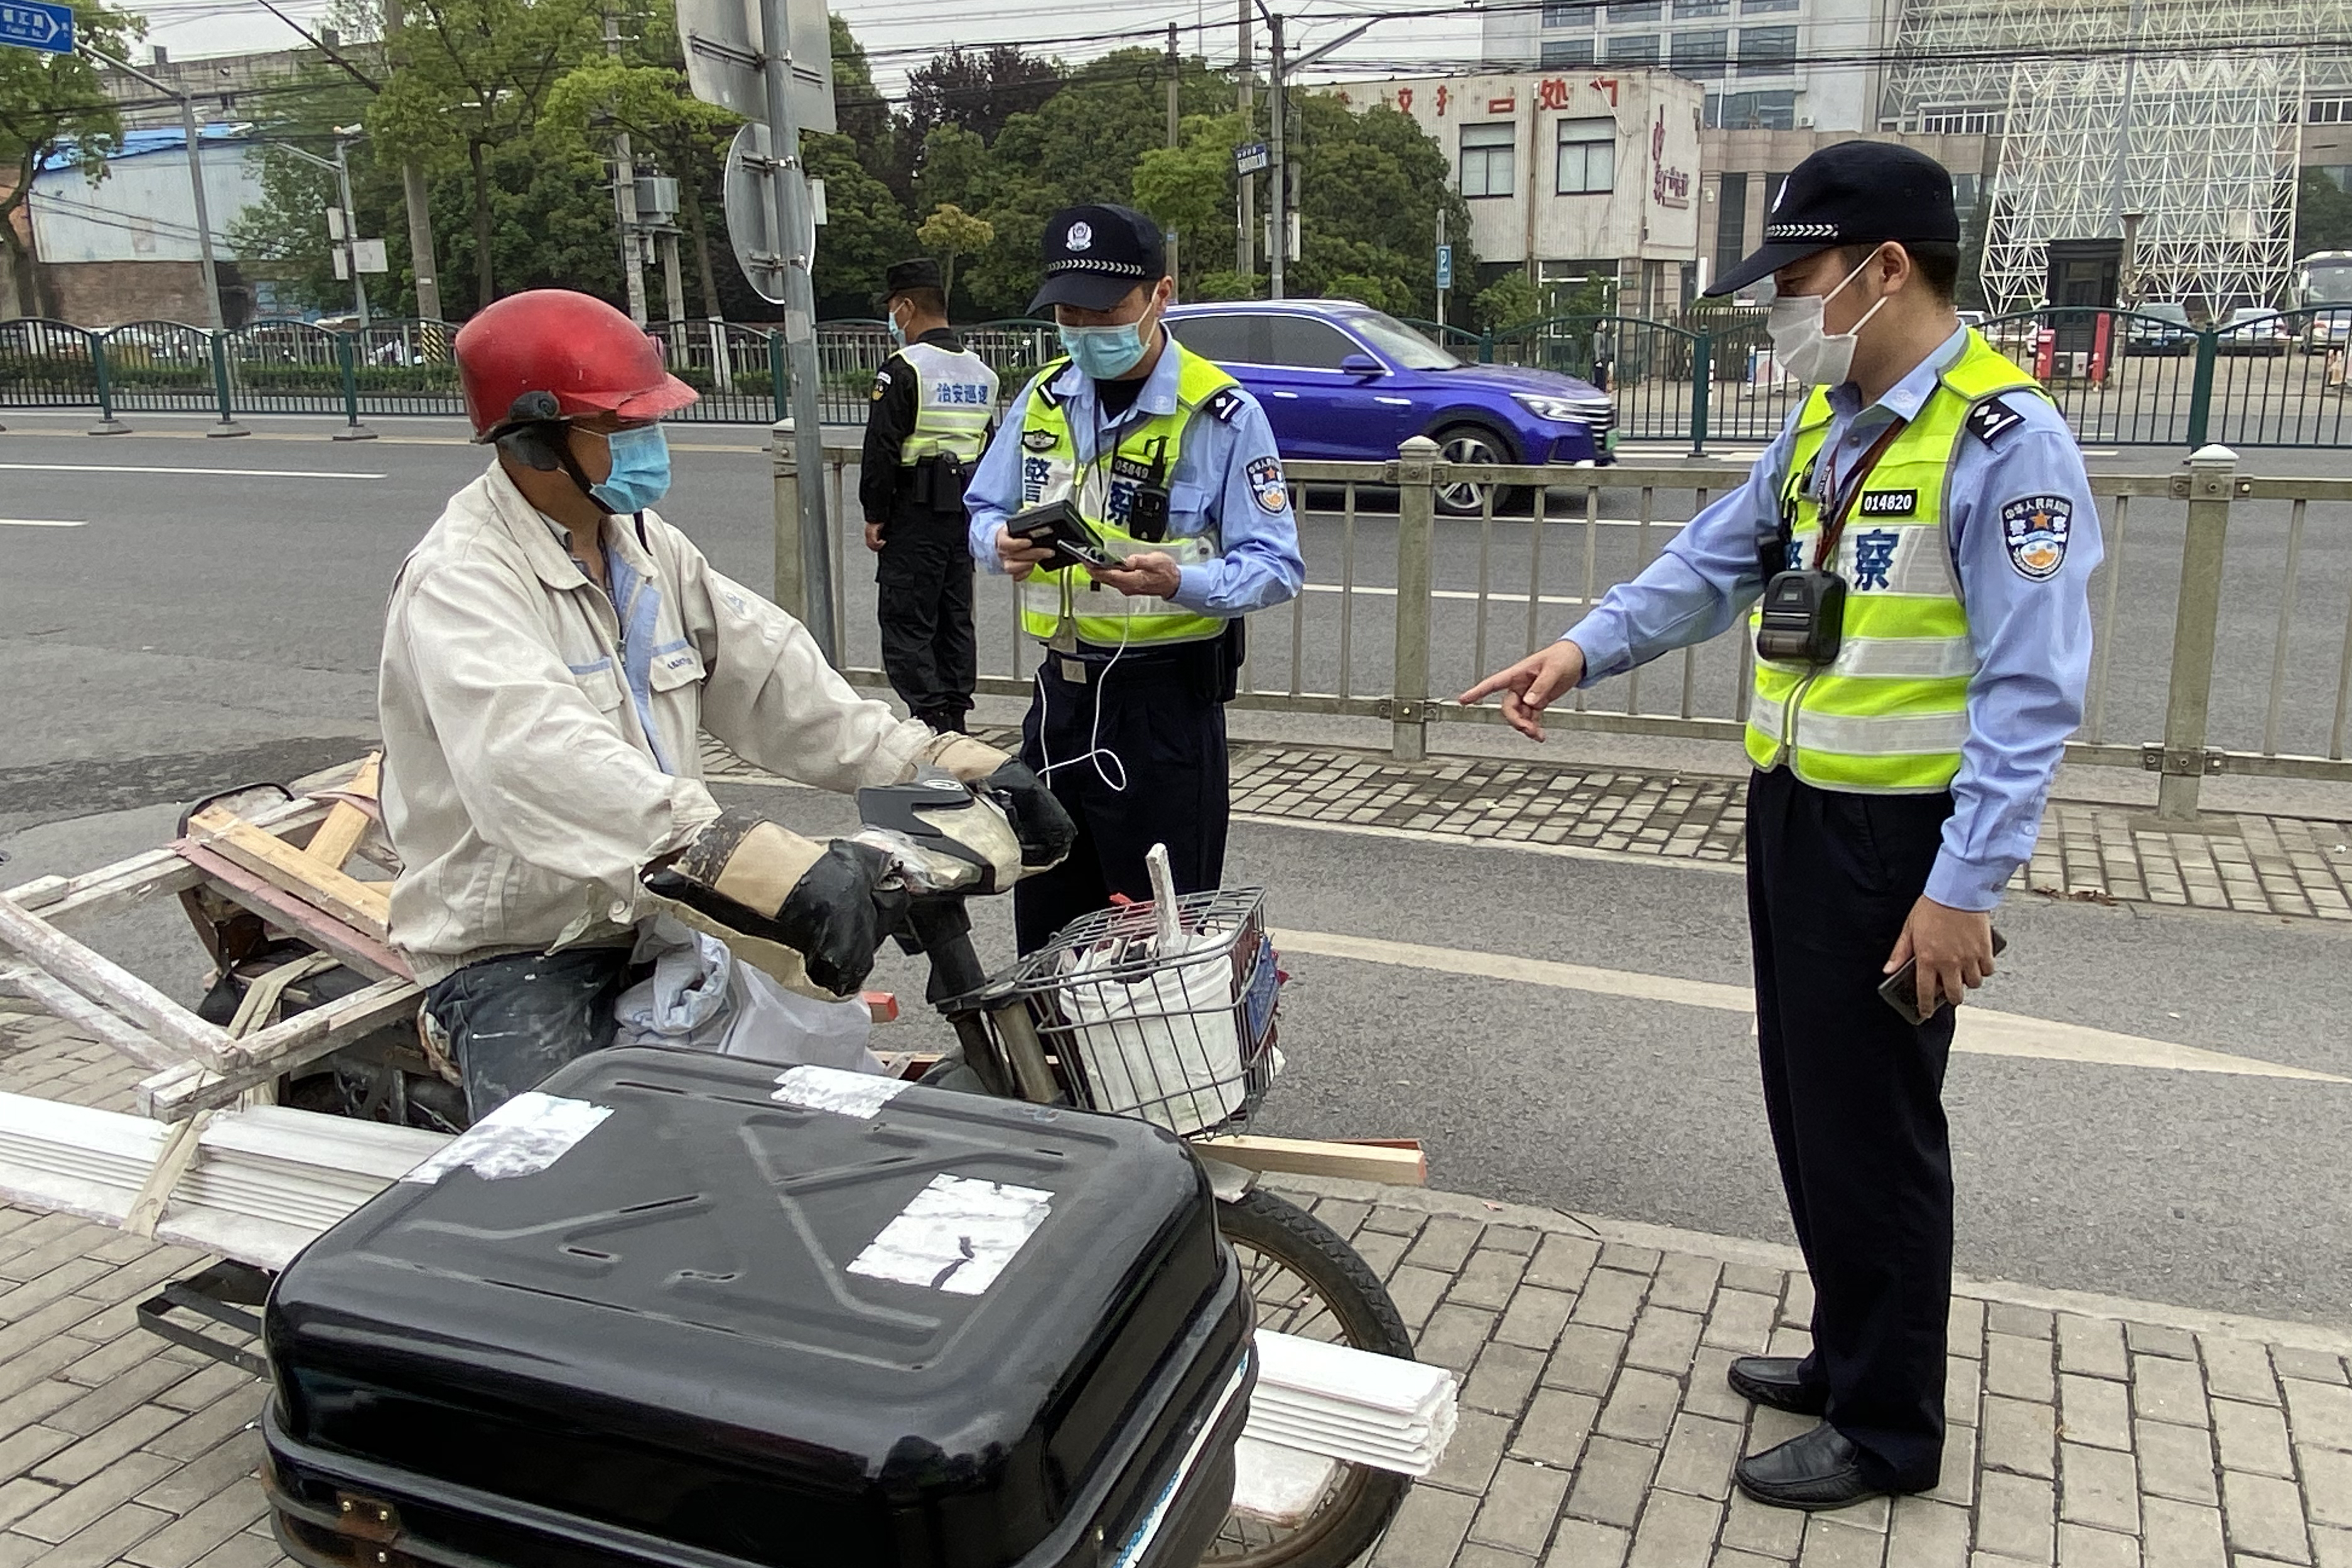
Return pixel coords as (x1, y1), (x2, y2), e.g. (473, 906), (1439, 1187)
(1755, 569), (1846, 667)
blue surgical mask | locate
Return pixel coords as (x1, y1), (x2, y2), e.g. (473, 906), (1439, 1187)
(588, 424), (671, 515)
(1059, 320), (1152, 380)
(887, 310), (907, 346)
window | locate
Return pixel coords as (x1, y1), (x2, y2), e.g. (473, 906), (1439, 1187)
(1672, 30), (1729, 78)
(1541, 0), (1595, 25)
(2318, 165), (2352, 193)
(1737, 24), (1796, 75)
(1164, 313), (1268, 365)
(1741, 0), (1798, 11)
(1715, 171), (1749, 282)
(1606, 1), (1659, 19)
(1541, 38), (1597, 66)
(1919, 106), (2004, 134)
(1951, 172), (1982, 213)
(1556, 118), (1616, 195)
(1673, 0), (1727, 13)
(1265, 317), (1366, 370)
(2309, 99), (2352, 124)
(1609, 32), (1660, 63)
(1460, 122), (1517, 198)
(1705, 89), (1796, 128)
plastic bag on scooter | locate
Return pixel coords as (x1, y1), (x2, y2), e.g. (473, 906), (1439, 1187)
(614, 916), (883, 1073)
(1058, 935), (1247, 1136)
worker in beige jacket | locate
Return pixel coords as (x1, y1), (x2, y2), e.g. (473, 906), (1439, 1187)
(379, 290), (1072, 1122)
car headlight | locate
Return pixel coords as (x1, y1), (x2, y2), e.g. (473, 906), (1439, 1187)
(1513, 392), (1612, 424)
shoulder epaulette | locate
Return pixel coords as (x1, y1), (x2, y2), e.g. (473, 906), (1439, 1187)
(1202, 386), (1247, 424)
(1965, 394), (2029, 446)
(1032, 358), (1074, 408)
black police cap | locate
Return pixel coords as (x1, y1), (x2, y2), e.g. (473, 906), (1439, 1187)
(1707, 141), (1961, 298)
(1028, 205), (1167, 315)
(874, 257), (944, 312)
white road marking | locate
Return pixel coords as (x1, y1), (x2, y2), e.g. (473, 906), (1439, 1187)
(1233, 812), (1745, 876)
(0, 518), (87, 528)
(0, 462), (384, 480)
(1271, 926), (2351, 1085)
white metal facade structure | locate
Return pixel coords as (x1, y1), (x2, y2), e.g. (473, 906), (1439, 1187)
(1882, 1), (2351, 314)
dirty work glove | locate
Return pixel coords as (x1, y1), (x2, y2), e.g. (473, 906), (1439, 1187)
(917, 734), (1077, 870)
(644, 808), (907, 996)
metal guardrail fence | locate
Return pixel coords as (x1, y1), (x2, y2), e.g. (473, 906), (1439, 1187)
(775, 436), (2352, 811)
(13, 308), (2352, 453)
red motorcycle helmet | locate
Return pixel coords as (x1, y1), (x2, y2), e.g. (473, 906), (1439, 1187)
(454, 289), (698, 443)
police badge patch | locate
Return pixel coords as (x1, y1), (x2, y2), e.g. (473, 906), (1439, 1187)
(2000, 495), (2072, 581)
(1022, 429), (1058, 451)
(1247, 454), (1288, 513)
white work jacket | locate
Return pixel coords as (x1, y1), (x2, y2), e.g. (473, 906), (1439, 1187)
(379, 459), (930, 985)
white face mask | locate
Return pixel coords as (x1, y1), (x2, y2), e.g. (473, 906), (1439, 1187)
(1767, 248), (1891, 387)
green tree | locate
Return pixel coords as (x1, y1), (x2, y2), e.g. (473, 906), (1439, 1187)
(799, 131), (913, 319)
(0, 1), (143, 316)
(225, 65), (386, 314)
(542, 1), (742, 317)
(1133, 111), (1243, 297)
(1475, 271), (1540, 331)
(2298, 169), (2352, 257)
(1289, 97), (1475, 319)
(915, 203), (992, 304)
(367, 0), (601, 308)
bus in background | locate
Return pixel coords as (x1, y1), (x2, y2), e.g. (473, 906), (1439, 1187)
(2294, 250), (2352, 353)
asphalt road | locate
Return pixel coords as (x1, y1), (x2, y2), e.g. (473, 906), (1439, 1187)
(3, 411), (2349, 1327)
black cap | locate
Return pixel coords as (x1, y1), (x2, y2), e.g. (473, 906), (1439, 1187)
(1707, 141), (1961, 298)
(874, 257), (944, 312)
(1028, 205), (1166, 315)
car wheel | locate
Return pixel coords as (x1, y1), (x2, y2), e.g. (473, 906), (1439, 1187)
(1431, 424), (1525, 517)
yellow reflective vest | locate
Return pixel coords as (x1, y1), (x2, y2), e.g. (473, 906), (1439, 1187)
(1745, 331), (2047, 792)
(895, 339), (999, 465)
(1017, 345), (1241, 648)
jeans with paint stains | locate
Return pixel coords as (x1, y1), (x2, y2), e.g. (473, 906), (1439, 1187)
(422, 947), (639, 1122)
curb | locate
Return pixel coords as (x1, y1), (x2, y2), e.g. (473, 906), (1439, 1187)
(1268, 1173), (2352, 1357)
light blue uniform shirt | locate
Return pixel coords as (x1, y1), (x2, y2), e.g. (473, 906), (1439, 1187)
(1565, 326), (2103, 911)
(965, 338), (1306, 620)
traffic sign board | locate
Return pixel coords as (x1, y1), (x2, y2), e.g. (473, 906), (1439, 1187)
(1234, 141), (1270, 176)
(1435, 244), (1454, 292)
(677, 0), (835, 134)
(0, 0), (75, 54)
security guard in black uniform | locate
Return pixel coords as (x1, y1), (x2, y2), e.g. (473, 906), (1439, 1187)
(1463, 144), (2101, 1510)
(861, 258), (999, 734)
(963, 207), (1307, 952)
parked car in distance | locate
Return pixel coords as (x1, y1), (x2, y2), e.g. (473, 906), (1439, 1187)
(1162, 299), (1614, 514)
(2126, 301), (2196, 355)
(2217, 308), (2292, 356)
(2299, 304), (2352, 356)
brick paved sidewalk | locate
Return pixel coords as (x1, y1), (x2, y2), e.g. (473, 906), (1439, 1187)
(703, 736), (2352, 921)
(0, 1007), (2346, 1568)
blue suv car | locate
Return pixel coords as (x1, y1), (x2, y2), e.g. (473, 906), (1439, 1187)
(1163, 299), (1614, 513)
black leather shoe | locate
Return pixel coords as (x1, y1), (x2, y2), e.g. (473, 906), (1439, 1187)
(1727, 1355), (1829, 1416)
(1735, 1424), (1896, 1511)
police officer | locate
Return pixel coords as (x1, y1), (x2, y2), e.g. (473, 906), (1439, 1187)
(966, 205), (1305, 952)
(1462, 143), (2100, 1510)
(861, 258), (1000, 734)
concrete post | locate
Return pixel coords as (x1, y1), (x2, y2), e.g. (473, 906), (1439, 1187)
(2153, 443), (2238, 823)
(773, 417), (808, 625)
(1392, 434), (1439, 762)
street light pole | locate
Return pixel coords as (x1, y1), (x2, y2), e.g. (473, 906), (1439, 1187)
(85, 46), (225, 328)
(278, 136), (369, 327)
(1268, 11), (1285, 299)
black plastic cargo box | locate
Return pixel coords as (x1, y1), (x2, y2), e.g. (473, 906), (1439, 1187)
(260, 1048), (1253, 1568)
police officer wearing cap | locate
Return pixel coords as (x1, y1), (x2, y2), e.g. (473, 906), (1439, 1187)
(861, 257), (1000, 734)
(966, 204), (1305, 952)
(1463, 143), (2100, 1509)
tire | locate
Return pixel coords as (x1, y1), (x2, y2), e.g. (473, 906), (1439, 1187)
(1430, 422), (1526, 518)
(1206, 1188), (1415, 1568)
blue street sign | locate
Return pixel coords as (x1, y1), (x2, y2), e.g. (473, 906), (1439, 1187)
(1233, 141), (1270, 176)
(0, 0), (75, 53)
(1435, 244), (1454, 292)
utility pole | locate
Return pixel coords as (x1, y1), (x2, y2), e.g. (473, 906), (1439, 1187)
(1268, 11), (1285, 299)
(757, 0), (837, 659)
(335, 138), (368, 328)
(1166, 23), (1182, 290)
(1436, 206), (1448, 328)
(379, 0), (443, 323)
(605, 7), (648, 326)
(1237, 0), (1253, 277)
(84, 47), (224, 328)
(660, 230), (687, 323)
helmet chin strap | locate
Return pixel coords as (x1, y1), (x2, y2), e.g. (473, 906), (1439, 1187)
(552, 427), (616, 515)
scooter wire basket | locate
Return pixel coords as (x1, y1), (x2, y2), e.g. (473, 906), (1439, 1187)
(995, 887), (1281, 1137)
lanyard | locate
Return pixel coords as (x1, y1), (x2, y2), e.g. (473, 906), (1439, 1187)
(1810, 417), (1907, 571)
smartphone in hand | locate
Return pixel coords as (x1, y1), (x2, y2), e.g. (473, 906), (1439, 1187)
(1879, 928), (2008, 1026)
